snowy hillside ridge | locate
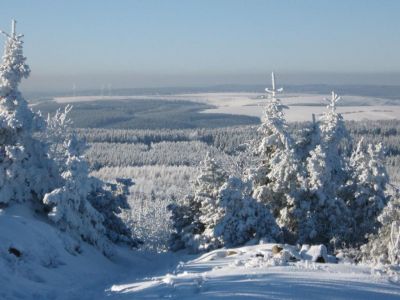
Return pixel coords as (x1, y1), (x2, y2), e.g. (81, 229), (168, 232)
(0, 205), (110, 300)
(110, 243), (400, 299)
(0, 205), (171, 300)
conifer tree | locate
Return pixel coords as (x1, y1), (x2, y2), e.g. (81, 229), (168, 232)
(301, 92), (352, 247)
(168, 194), (201, 251)
(347, 139), (389, 244)
(43, 136), (114, 256)
(0, 20), (57, 205)
(45, 110), (140, 249)
(168, 153), (227, 252)
(249, 73), (304, 240)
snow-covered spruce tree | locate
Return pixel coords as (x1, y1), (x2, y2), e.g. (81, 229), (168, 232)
(0, 20), (57, 205)
(43, 136), (114, 256)
(45, 108), (140, 248)
(249, 73), (304, 241)
(168, 153), (227, 252)
(346, 139), (389, 245)
(362, 190), (399, 265)
(211, 176), (281, 248)
(300, 92), (352, 247)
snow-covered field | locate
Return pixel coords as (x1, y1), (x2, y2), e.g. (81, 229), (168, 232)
(205, 104), (400, 122)
(2, 205), (400, 300)
(54, 92), (400, 122)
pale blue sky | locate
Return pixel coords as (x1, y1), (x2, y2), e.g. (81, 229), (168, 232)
(0, 0), (399, 91)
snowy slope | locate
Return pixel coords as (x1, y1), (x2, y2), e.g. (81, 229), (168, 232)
(0, 205), (186, 300)
(109, 244), (400, 300)
(2, 207), (400, 300)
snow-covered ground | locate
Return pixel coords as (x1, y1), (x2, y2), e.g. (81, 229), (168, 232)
(2, 206), (400, 300)
(0, 205), (184, 300)
(53, 92), (400, 122)
(204, 104), (400, 122)
(111, 243), (400, 299)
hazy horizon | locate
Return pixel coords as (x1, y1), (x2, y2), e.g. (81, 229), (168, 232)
(20, 72), (400, 94)
(1, 0), (400, 92)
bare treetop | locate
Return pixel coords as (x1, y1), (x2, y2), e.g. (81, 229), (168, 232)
(324, 91), (341, 112)
(0, 19), (22, 40)
(265, 72), (283, 99)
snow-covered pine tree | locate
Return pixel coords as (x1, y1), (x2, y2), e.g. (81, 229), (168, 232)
(45, 108), (140, 248)
(43, 136), (114, 256)
(212, 176), (281, 247)
(362, 189), (399, 265)
(168, 152), (227, 252)
(0, 20), (57, 205)
(301, 92), (352, 247)
(347, 139), (389, 245)
(249, 72), (304, 241)
(315, 92), (348, 188)
(197, 153), (228, 236)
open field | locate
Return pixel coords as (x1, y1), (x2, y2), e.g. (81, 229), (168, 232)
(53, 92), (400, 123)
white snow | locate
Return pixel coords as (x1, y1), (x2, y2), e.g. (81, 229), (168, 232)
(2, 207), (400, 299)
(110, 243), (400, 299)
(0, 205), (182, 300)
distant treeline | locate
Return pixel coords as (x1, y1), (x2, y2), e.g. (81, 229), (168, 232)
(77, 120), (400, 186)
(78, 119), (400, 155)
